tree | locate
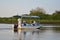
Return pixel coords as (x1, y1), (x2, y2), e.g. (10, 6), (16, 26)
(52, 11), (60, 20)
(29, 7), (47, 19)
(13, 15), (21, 18)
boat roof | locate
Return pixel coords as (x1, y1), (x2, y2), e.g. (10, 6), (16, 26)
(22, 16), (40, 18)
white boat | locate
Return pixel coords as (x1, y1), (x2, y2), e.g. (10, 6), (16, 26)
(12, 16), (42, 29)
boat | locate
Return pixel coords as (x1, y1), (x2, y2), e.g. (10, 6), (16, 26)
(12, 16), (42, 30)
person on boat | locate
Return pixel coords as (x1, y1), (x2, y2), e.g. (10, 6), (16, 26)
(18, 18), (21, 25)
(32, 21), (36, 26)
(23, 21), (26, 26)
(18, 18), (22, 28)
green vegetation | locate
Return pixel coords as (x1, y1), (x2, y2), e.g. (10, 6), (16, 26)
(0, 7), (60, 24)
(52, 27), (60, 30)
(29, 7), (60, 20)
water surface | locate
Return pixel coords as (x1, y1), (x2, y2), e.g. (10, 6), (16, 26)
(0, 24), (60, 40)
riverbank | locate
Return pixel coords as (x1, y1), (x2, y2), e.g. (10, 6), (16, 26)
(39, 20), (60, 25)
(0, 18), (60, 24)
(0, 21), (60, 24)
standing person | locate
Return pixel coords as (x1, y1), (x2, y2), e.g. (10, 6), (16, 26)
(18, 18), (21, 28)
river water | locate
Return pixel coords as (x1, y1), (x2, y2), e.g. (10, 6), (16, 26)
(0, 24), (60, 40)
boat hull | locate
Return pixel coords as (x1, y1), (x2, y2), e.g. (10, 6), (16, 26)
(12, 26), (41, 30)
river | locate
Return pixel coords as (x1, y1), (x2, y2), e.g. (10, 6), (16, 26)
(0, 24), (60, 40)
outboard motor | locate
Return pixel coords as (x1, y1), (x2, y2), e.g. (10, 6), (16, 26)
(14, 24), (18, 29)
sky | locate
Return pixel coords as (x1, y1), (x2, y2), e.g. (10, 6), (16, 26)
(0, 0), (60, 17)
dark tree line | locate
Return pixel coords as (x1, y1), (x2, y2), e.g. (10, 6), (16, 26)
(29, 7), (60, 20)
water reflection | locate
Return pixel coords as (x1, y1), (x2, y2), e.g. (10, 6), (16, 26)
(13, 29), (45, 40)
(14, 29), (18, 33)
(12, 28), (60, 40)
(13, 29), (21, 40)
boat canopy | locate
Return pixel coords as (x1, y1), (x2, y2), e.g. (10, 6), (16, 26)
(22, 16), (40, 18)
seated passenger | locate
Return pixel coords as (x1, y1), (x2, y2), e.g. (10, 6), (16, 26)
(24, 23), (26, 26)
(31, 21), (36, 26)
(32, 24), (35, 26)
(23, 21), (26, 26)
